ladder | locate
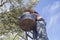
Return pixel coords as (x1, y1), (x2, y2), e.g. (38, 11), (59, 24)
(25, 29), (38, 40)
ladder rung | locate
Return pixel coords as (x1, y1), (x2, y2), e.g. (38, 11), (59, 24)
(27, 33), (33, 39)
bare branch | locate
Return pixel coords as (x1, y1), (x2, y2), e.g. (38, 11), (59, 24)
(1, 0), (3, 3)
(0, 0), (7, 7)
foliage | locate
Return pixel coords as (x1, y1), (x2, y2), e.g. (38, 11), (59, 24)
(0, 8), (23, 34)
(0, 6), (25, 40)
(0, 0), (39, 40)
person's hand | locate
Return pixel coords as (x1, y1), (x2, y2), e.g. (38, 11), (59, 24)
(37, 16), (42, 20)
(24, 9), (35, 13)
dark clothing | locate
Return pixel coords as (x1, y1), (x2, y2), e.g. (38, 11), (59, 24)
(36, 20), (48, 40)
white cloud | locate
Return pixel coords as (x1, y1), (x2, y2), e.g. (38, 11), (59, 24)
(45, 1), (60, 29)
(50, 1), (60, 10)
(41, 1), (60, 28)
(42, 1), (60, 15)
(46, 14), (60, 40)
(47, 14), (60, 29)
(49, 1), (60, 13)
(41, 1), (60, 40)
(41, 1), (60, 29)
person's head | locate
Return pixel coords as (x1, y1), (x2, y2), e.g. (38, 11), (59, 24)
(25, 9), (38, 15)
(24, 9), (42, 20)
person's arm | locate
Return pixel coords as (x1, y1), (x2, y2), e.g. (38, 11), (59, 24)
(37, 16), (44, 21)
(24, 9), (35, 13)
(37, 16), (46, 26)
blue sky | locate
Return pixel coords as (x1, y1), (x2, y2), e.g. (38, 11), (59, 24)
(34, 0), (60, 40)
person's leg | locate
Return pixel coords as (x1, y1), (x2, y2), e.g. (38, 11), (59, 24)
(37, 21), (48, 40)
(33, 26), (38, 40)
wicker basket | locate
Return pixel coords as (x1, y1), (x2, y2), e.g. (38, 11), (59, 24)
(20, 12), (36, 31)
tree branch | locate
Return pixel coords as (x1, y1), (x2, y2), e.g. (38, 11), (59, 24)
(0, 0), (7, 7)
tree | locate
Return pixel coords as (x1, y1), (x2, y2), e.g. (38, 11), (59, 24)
(0, 0), (39, 40)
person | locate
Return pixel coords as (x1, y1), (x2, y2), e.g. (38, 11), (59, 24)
(24, 9), (48, 40)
